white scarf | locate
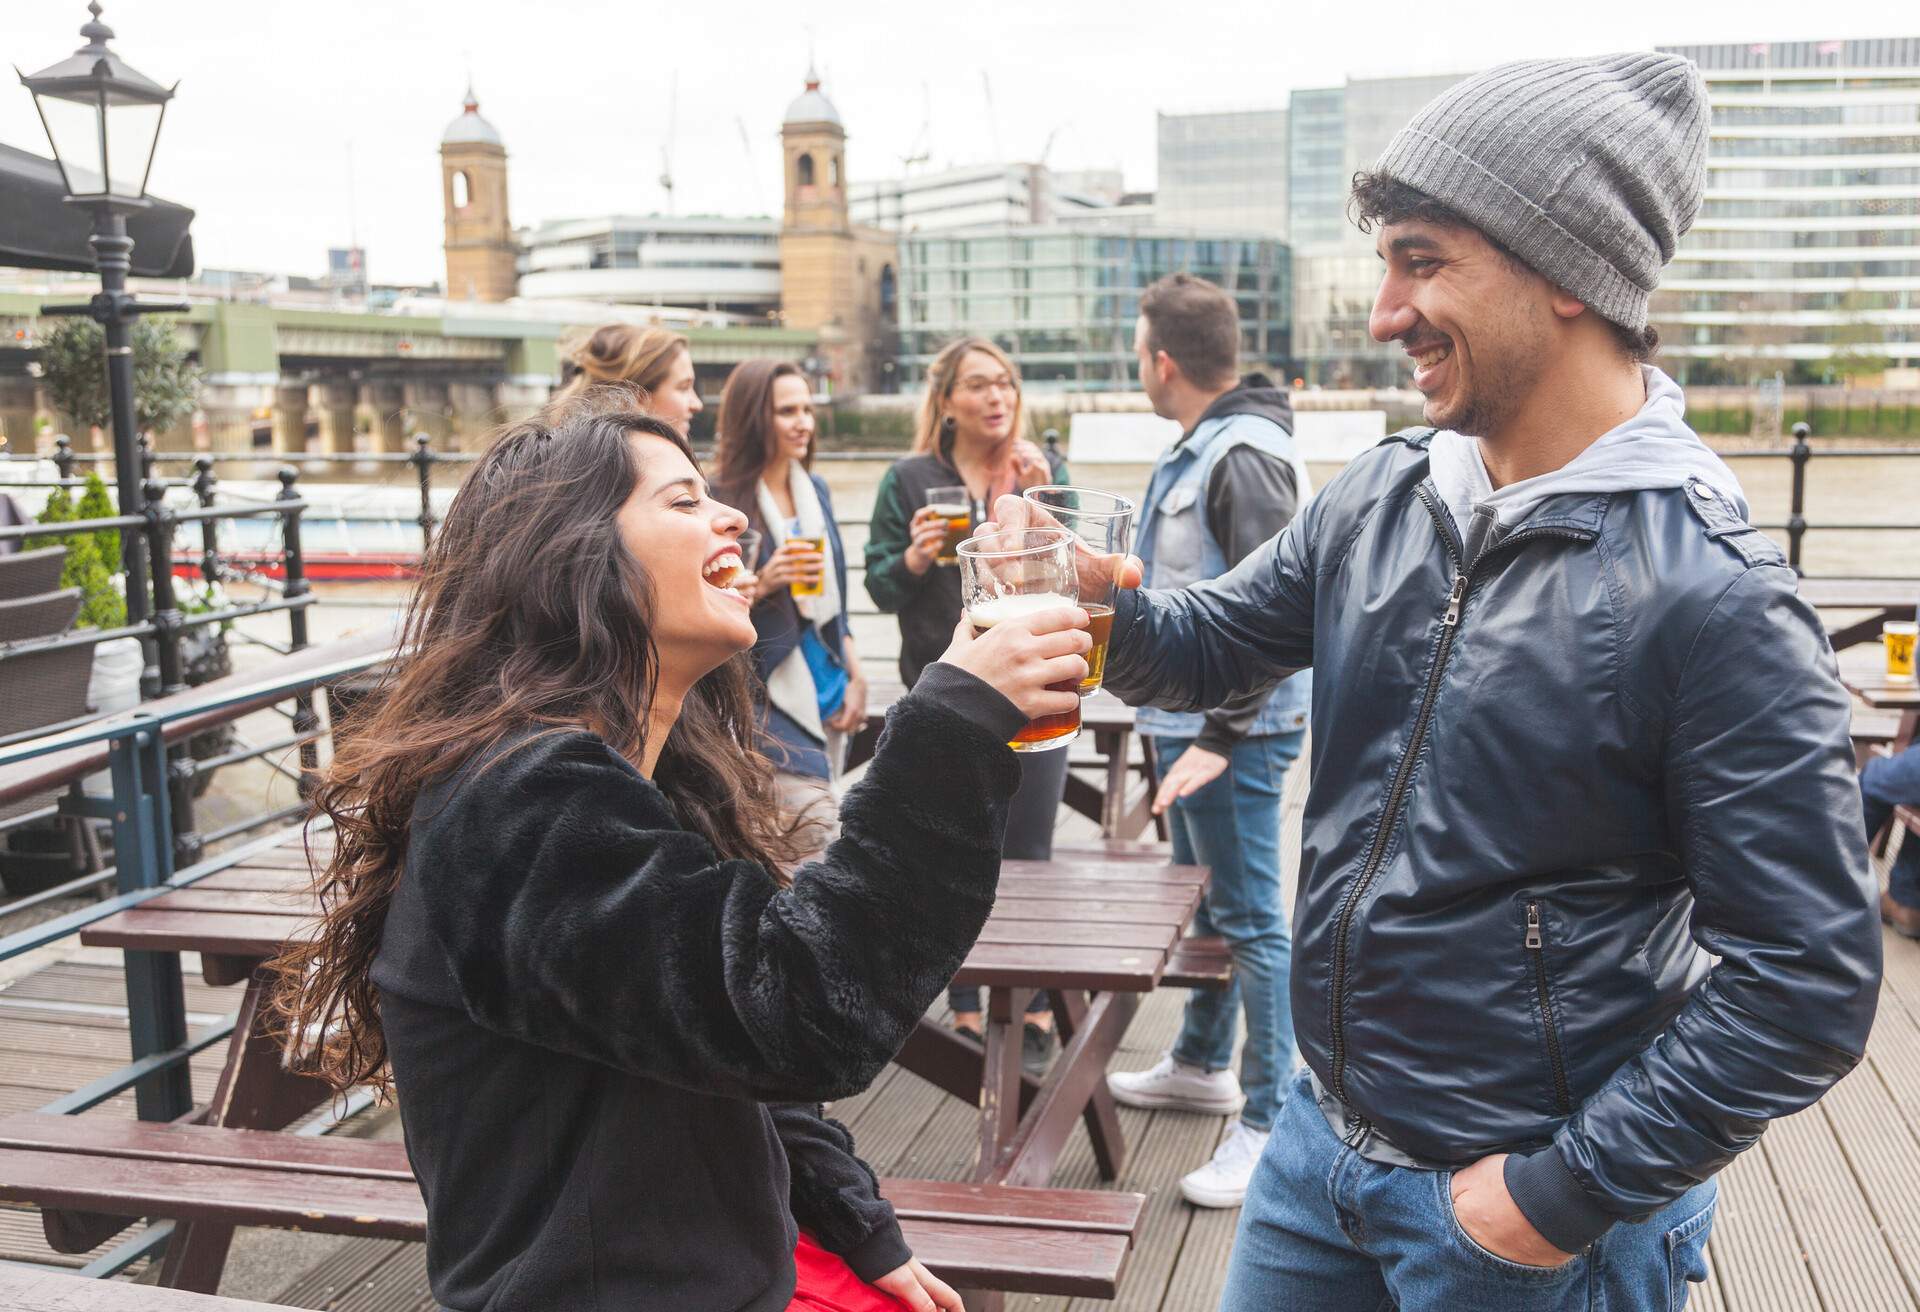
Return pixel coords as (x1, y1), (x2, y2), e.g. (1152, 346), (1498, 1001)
(756, 463), (842, 745)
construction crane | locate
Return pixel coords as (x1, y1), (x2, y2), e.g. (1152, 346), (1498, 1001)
(659, 72), (678, 215)
(980, 70), (1003, 161)
(735, 116), (761, 214)
(900, 82), (932, 170)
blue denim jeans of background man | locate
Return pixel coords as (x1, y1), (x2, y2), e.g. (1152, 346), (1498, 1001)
(1861, 746), (1920, 909)
(1151, 730), (1301, 1133)
(1221, 1070), (1718, 1311)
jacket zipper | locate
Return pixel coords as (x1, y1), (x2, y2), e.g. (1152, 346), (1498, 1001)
(1328, 489), (1590, 1145)
(1525, 901), (1574, 1115)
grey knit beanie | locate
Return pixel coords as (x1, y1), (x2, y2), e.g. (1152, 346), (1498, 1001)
(1372, 52), (1709, 332)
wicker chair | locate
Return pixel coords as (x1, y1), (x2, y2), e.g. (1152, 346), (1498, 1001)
(0, 589), (82, 645)
(0, 546), (68, 602)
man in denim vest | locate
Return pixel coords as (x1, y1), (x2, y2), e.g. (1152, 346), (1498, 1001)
(1107, 273), (1313, 1207)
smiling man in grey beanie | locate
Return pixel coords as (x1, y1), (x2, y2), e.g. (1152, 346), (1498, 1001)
(1002, 50), (1880, 1311)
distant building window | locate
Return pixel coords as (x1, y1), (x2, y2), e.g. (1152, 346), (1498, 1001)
(452, 171), (472, 209)
(830, 155), (842, 186)
(798, 153), (816, 187)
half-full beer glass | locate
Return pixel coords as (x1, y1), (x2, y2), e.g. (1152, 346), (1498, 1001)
(1022, 486), (1135, 697)
(958, 528), (1083, 751)
(926, 486), (972, 566)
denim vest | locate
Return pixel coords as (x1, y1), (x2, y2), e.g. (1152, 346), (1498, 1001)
(1133, 412), (1312, 739)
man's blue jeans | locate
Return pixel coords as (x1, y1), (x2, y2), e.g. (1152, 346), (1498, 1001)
(1861, 746), (1920, 908)
(1151, 730), (1301, 1133)
(1221, 1070), (1719, 1311)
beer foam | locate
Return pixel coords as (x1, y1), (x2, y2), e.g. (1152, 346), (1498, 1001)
(969, 592), (1079, 628)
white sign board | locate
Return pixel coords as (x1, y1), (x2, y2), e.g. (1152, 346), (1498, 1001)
(1067, 410), (1388, 465)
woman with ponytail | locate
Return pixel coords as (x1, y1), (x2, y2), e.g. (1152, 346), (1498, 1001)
(556, 322), (704, 436)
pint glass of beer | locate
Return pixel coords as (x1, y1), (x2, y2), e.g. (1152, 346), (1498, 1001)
(1022, 486), (1135, 697)
(926, 486), (972, 566)
(1887, 620), (1917, 685)
(787, 535), (828, 599)
(958, 528), (1083, 752)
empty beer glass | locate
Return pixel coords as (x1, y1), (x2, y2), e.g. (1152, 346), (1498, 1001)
(926, 486), (972, 566)
(958, 527), (1083, 751)
(1022, 486), (1135, 697)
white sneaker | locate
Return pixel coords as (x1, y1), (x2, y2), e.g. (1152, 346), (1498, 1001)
(1179, 1119), (1270, 1208)
(1107, 1054), (1246, 1115)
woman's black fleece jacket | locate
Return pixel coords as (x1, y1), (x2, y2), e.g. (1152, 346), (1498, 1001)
(368, 663), (1027, 1311)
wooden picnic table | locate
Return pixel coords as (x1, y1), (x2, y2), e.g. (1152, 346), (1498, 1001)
(80, 832), (1203, 1235)
(855, 678), (1164, 841)
(1841, 668), (1920, 758)
(1799, 577), (1920, 652)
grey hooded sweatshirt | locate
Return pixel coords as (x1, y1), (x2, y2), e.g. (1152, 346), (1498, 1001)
(1427, 366), (1748, 535)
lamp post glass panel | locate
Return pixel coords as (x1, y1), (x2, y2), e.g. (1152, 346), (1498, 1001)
(1022, 487), (1135, 697)
(20, 1), (181, 672)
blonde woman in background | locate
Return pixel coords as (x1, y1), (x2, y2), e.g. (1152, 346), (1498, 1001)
(556, 323), (704, 436)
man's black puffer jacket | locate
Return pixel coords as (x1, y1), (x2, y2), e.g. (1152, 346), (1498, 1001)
(1104, 429), (1881, 1251)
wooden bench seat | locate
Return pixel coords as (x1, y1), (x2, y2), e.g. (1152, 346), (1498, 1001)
(1162, 934), (1233, 989)
(0, 1113), (1143, 1299)
(0, 1265), (289, 1311)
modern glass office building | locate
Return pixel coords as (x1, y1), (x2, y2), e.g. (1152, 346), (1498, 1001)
(1287, 73), (1468, 387)
(1157, 109), (1291, 238)
(898, 222), (1291, 391)
(1651, 37), (1920, 384)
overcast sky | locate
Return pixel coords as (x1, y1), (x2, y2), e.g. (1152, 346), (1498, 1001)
(3, 2), (1904, 285)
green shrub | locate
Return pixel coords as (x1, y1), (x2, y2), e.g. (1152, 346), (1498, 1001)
(34, 471), (128, 630)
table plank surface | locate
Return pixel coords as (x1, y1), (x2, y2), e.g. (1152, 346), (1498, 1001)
(0, 1267), (292, 1312)
(1842, 670), (1920, 709)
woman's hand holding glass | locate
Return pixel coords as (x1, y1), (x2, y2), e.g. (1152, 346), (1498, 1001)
(755, 538), (825, 595)
(936, 608), (1090, 727)
(902, 505), (955, 576)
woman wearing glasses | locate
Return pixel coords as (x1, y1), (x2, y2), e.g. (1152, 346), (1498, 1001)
(864, 336), (1069, 1076)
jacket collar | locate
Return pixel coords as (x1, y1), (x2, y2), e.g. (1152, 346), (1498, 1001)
(1176, 374), (1296, 450)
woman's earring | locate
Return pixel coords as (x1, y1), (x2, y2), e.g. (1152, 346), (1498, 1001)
(941, 414), (957, 433)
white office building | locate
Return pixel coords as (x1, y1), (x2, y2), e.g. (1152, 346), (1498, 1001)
(515, 215), (782, 319)
(1652, 37), (1920, 383)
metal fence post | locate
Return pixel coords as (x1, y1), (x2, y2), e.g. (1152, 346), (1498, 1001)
(192, 456), (222, 589)
(1787, 421), (1811, 576)
(410, 432), (437, 549)
(279, 466), (319, 791)
(108, 716), (191, 1121)
(144, 476), (198, 868)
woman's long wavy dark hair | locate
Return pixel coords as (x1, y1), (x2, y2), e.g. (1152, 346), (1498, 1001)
(269, 392), (805, 1094)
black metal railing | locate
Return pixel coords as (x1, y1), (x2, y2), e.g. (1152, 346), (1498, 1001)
(0, 435), (317, 881)
(1734, 422), (1920, 576)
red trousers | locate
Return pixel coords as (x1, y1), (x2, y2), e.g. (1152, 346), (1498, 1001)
(787, 1230), (911, 1312)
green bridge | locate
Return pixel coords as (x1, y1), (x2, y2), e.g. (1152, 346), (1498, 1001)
(0, 291), (817, 454)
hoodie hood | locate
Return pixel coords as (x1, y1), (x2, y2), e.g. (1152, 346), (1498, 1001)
(1428, 366), (1748, 533)
(1179, 373), (1295, 446)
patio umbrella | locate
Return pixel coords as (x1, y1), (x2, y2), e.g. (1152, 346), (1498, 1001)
(0, 142), (195, 278)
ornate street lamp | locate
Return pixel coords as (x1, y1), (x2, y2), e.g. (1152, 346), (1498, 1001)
(19, 2), (186, 690)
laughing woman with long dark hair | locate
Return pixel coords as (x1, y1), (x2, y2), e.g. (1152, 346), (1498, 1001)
(269, 396), (1089, 1312)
